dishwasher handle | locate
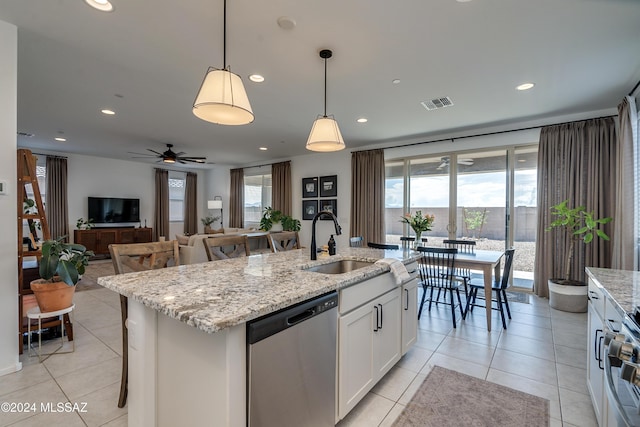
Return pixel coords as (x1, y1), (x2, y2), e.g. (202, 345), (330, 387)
(287, 308), (316, 326)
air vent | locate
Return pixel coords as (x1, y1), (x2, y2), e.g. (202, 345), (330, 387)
(17, 131), (34, 137)
(421, 97), (454, 111)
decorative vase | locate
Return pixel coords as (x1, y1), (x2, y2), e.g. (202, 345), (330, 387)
(414, 231), (422, 249)
(30, 279), (76, 312)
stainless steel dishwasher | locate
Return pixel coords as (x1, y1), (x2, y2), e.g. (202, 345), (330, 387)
(247, 291), (338, 427)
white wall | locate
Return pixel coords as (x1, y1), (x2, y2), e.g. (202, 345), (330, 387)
(0, 20), (20, 376)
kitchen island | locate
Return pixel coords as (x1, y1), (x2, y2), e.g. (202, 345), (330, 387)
(98, 247), (420, 427)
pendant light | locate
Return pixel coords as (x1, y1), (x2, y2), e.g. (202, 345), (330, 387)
(306, 49), (346, 152)
(192, 0), (254, 125)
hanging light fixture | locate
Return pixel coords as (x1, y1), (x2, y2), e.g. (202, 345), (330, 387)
(306, 49), (346, 152)
(192, 0), (254, 125)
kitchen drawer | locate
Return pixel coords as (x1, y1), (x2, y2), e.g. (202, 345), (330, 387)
(588, 278), (605, 318)
(340, 272), (396, 314)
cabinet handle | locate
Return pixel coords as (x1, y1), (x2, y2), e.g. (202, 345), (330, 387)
(373, 306), (379, 332)
(404, 289), (409, 311)
(378, 304), (383, 330)
(598, 335), (605, 370)
(595, 328), (602, 362)
(588, 291), (599, 300)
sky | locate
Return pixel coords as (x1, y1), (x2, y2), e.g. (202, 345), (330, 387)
(385, 169), (537, 208)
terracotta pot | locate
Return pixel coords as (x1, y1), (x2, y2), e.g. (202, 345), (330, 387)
(30, 279), (76, 312)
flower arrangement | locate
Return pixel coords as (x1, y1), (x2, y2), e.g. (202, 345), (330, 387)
(400, 211), (435, 235)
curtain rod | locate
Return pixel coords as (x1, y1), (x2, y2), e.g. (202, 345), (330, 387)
(154, 167), (199, 174)
(369, 114), (617, 153)
(629, 78), (640, 97)
(242, 160), (290, 170)
(30, 152), (67, 159)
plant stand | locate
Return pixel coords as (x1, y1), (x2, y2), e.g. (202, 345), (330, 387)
(27, 304), (76, 362)
(548, 280), (587, 313)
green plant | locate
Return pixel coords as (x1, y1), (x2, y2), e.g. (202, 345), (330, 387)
(76, 217), (95, 230)
(23, 198), (37, 214)
(201, 215), (220, 227)
(260, 207), (301, 232)
(546, 200), (612, 283)
(39, 237), (95, 286)
(463, 208), (488, 239)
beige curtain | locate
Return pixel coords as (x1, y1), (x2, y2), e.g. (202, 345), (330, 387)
(154, 168), (169, 241)
(229, 168), (244, 228)
(272, 161), (292, 216)
(611, 97), (638, 270)
(534, 118), (616, 297)
(184, 172), (198, 235)
(45, 156), (68, 241)
(350, 149), (385, 245)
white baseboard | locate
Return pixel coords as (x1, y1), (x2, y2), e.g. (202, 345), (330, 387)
(0, 360), (23, 377)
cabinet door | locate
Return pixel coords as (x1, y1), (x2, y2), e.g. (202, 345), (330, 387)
(74, 230), (98, 253)
(119, 229), (136, 244)
(135, 228), (153, 243)
(374, 288), (401, 379)
(338, 302), (375, 419)
(97, 230), (118, 254)
(587, 302), (605, 426)
(401, 279), (418, 355)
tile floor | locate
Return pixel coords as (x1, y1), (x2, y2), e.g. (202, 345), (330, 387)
(0, 286), (596, 426)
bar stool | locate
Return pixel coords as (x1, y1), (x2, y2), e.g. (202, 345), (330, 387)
(27, 305), (76, 362)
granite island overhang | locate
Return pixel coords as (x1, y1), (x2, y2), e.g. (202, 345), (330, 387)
(97, 247), (420, 427)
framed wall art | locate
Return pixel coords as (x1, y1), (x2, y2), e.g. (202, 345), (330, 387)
(302, 177), (318, 198)
(319, 175), (337, 197)
(319, 199), (337, 218)
(302, 200), (318, 220)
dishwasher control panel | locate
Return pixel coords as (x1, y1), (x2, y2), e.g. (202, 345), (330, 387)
(317, 298), (338, 313)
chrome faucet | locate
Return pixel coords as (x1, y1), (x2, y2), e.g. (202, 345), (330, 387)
(310, 210), (342, 260)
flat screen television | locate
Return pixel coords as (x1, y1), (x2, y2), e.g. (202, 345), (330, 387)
(88, 197), (140, 224)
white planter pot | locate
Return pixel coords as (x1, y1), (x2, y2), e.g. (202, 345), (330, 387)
(548, 279), (587, 313)
(270, 222), (283, 232)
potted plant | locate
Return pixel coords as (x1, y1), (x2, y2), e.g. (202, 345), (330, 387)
(76, 217), (95, 230)
(30, 237), (94, 312)
(399, 210), (434, 248)
(260, 207), (301, 232)
(545, 199), (612, 312)
(201, 215), (220, 233)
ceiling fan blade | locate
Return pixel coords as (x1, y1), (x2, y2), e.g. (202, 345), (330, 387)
(179, 156), (206, 161)
(181, 158), (206, 163)
(147, 149), (163, 156)
(128, 151), (156, 156)
(174, 151), (186, 156)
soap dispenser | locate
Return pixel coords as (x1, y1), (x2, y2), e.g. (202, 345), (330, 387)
(328, 235), (336, 256)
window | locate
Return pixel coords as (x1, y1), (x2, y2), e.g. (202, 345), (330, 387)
(244, 173), (272, 227)
(169, 172), (186, 222)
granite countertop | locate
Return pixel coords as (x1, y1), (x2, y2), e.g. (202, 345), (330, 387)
(98, 247), (420, 334)
(586, 267), (640, 317)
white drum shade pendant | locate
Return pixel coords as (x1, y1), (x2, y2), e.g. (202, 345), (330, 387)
(306, 49), (345, 152)
(193, 0), (254, 125)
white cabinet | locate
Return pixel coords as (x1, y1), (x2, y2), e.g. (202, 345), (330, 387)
(338, 287), (401, 419)
(401, 278), (418, 355)
(587, 278), (607, 426)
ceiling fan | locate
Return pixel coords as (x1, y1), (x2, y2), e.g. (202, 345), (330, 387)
(437, 156), (474, 169)
(129, 144), (206, 164)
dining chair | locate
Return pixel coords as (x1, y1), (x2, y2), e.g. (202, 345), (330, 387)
(203, 235), (251, 260)
(417, 247), (463, 328)
(108, 240), (180, 408)
(267, 231), (301, 252)
(463, 248), (516, 329)
(349, 236), (364, 247)
(399, 236), (415, 250)
(443, 239), (477, 298)
(367, 242), (400, 250)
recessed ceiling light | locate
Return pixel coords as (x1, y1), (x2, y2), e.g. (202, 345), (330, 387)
(259, 147), (268, 151)
(84, 0), (114, 12)
(249, 74), (265, 83)
(392, 79), (401, 84)
(277, 16), (296, 30)
(516, 82), (535, 91)
(101, 109), (115, 115)
(54, 137), (67, 142)
(456, 0), (473, 3)
(356, 117), (368, 123)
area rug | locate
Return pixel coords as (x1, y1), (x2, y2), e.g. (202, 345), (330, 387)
(392, 366), (549, 427)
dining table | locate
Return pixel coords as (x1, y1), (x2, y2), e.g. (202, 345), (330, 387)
(454, 249), (505, 332)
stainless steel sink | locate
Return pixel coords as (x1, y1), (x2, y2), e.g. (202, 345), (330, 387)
(303, 260), (374, 274)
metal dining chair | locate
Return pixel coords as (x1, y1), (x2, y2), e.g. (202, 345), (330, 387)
(399, 236), (415, 250)
(109, 240), (180, 408)
(367, 242), (400, 250)
(417, 247), (463, 328)
(349, 236), (364, 247)
(463, 248), (516, 329)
